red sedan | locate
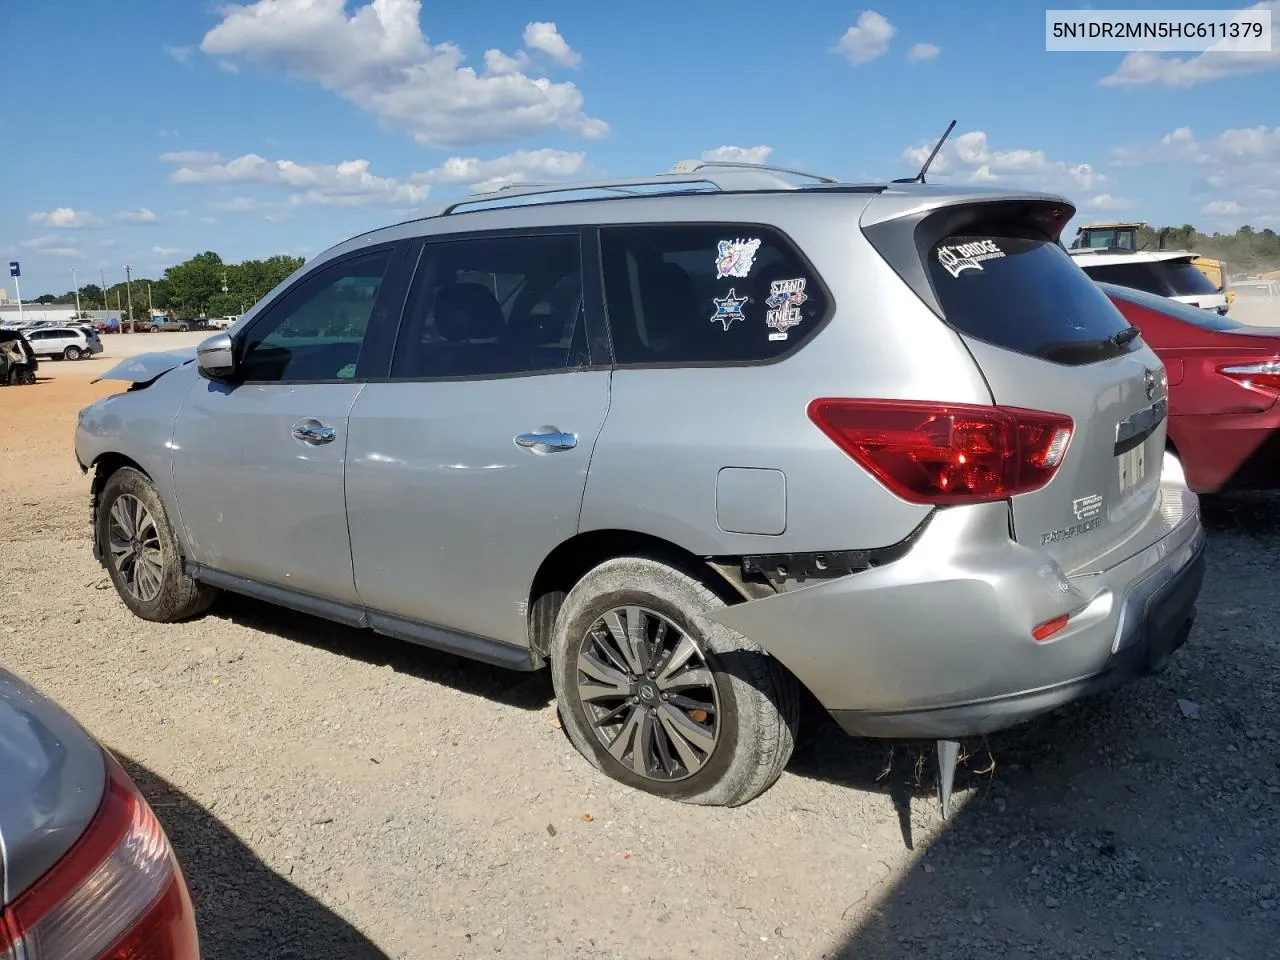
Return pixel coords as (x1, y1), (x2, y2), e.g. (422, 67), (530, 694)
(1100, 281), (1280, 493)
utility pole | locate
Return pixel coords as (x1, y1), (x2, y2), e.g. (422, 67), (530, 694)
(147, 282), (153, 317)
(100, 269), (108, 312)
(124, 265), (135, 334)
(72, 266), (82, 318)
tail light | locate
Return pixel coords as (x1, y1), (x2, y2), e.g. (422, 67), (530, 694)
(807, 398), (1074, 505)
(1218, 360), (1280, 392)
(0, 752), (199, 960)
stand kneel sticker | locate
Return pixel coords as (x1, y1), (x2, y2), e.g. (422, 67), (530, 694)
(711, 289), (748, 331)
(765, 278), (807, 341)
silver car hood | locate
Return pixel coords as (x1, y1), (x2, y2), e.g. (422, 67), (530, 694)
(91, 348), (196, 385)
(0, 667), (106, 904)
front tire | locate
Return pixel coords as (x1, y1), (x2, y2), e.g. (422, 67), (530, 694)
(97, 467), (219, 622)
(550, 556), (799, 807)
(63, 346), (82, 360)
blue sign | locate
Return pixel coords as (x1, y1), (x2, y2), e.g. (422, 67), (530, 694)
(8, 261), (18, 278)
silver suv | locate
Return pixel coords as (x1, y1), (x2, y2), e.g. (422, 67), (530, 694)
(75, 162), (1205, 808)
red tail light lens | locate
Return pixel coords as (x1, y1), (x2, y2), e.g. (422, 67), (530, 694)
(1218, 360), (1280, 392)
(807, 398), (1074, 505)
(0, 752), (199, 960)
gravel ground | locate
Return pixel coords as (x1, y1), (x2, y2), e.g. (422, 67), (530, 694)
(1, 364), (1278, 960)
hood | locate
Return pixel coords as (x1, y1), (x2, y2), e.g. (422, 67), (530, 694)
(91, 348), (196, 386)
(0, 666), (106, 904)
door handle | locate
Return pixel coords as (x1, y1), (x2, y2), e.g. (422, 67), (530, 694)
(515, 429), (578, 452)
(292, 418), (336, 445)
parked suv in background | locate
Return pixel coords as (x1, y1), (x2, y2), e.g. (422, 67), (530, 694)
(1071, 248), (1230, 315)
(23, 325), (103, 360)
(76, 163), (1205, 807)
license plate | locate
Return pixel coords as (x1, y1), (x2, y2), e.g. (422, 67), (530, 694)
(1118, 443), (1146, 496)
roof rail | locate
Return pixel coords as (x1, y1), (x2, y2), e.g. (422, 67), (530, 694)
(666, 159), (838, 184)
(425, 164), (823, 217)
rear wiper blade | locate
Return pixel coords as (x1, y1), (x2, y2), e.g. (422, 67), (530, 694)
(1110, 325), (1141, 346)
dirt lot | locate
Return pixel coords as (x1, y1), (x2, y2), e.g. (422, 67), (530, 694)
(1, 340), (1278, 960)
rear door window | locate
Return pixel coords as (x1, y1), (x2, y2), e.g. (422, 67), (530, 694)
(927, 235), (1134, 365)
(600, 224), (830, 365)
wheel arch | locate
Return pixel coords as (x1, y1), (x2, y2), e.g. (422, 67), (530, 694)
(88, 454), (157, 560)
(527, 529), (762, 661)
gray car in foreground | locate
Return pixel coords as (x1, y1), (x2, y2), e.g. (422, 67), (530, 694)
(0, 666), (199, 956)
(74, 162), (1205, 808)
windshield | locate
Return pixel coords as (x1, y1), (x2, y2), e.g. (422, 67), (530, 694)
(927, 234), (1135, 365)
(1162, 262), (1221, 296)
(1097, 282), (1244, 331)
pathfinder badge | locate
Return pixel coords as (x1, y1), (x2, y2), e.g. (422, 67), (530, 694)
(715, 238), (762, 279)
(765, 277), (808, 341)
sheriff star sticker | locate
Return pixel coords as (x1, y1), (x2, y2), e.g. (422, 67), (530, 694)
(710, 289), (748, 331)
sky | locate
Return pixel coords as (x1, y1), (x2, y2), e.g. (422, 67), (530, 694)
(2, 0), (1277, 298)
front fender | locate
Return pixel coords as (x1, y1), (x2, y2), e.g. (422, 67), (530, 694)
(76, 364), (200, 559)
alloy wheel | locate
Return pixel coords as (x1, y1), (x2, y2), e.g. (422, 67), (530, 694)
(575, 605), (721, 781)
(107, 494), (165, 602)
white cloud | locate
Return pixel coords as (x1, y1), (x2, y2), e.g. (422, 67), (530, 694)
(28, 207), (98, 228)
(1085, 193), (1134, 211)
(836, 11), (896, 64)
(39, 247), (83, 258)
(415, 148), (586, 186)
(1203, 200), (1243, 215)
(201, 216), (218, 224)
(166, 146), (589, 206)
(20, 235), (63, 249)
(1114, 125), (1279, 224)
(522, 22), (581, 68)
(164, 44), (194, 63)
(152, 246), (180, 257)
(906, 42), (940, 63)
(164, 152), (431, 207)
(901, 129), (1105, 194)
(210, 197), (258, 212)
(700, 145), (774, 165)
(198, 0), (606, 148)
(116, 208), (161, 224)
(1100, 1), (1279, 87)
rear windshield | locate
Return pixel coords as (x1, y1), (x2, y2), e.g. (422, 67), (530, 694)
(1161, 262), (1221, 296)
(926, 235), (1134, 364)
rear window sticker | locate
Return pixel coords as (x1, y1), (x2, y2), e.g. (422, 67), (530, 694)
(710, 288), (748, 331)
(715, 238), (762, 279)
(765, 277), (808, 341)
(936, 239), (1006, 278)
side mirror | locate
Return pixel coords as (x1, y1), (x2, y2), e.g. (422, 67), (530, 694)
(196, 333), (236, 380)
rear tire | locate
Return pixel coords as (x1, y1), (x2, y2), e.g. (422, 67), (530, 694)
(63, 346), (82, 360)
(550, 556), (798, 807)
(97, 467), (219, 622)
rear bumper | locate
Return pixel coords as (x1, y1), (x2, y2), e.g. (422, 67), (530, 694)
(830, 534), (1204, 738)
(1170, 409), (1280, 493)
(710, 471), (1205, 740)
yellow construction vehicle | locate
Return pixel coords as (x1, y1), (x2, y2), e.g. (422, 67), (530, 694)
(1070, 221), (1234, 306)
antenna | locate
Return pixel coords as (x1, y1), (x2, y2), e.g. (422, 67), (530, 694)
(893, 119), (956, 184)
